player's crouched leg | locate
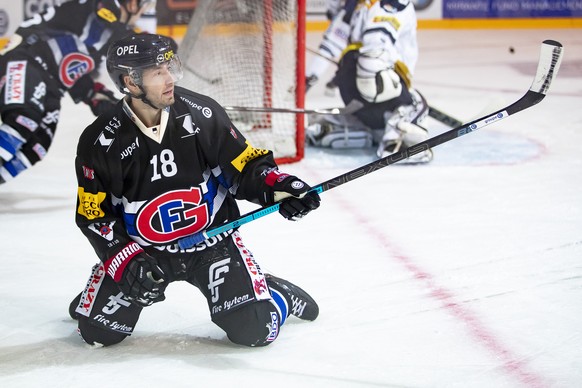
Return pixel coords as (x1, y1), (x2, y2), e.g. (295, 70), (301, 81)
(213, 299), (280, 347)
(78, 316), (130, 347)
(72, 264), (143, 347)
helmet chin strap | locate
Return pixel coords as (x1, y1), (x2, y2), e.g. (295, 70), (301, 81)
(129, 85), (160, 110)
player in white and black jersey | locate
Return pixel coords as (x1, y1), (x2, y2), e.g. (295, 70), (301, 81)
(0, 0), (151, 184)
(69, 33), (321, 347)
(307, 0), (433, 163)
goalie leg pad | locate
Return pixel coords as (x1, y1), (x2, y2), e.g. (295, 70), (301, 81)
(307, 114), (372, 149)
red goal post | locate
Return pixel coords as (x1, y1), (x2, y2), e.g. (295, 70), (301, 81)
(178, 0), (306, 164)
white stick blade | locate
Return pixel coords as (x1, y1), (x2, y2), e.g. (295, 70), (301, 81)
(530, 40), (564, 95)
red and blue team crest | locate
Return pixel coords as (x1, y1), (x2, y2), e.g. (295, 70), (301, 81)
(59, 53), (95, 88)
(136, 187), (210, 244)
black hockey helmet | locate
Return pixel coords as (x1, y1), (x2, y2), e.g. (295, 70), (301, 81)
(106, 33), (182, 94)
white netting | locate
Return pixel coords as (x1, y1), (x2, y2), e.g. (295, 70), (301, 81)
(178, 0), (305, 163)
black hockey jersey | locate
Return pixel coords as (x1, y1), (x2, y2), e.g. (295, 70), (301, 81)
(13, 0), (134, 91)
(75, 86), (278, 263)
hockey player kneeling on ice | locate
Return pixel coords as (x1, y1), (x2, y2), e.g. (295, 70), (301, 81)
(306, 0), (432, 164)
(69, 33), (321, 347)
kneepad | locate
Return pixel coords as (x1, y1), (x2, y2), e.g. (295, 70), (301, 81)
(213, 300), (279, 347)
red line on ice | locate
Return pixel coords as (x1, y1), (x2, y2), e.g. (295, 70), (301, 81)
(335, 193), (550, 388)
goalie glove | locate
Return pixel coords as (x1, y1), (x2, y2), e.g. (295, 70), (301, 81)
(262, 169), (321, 221)
(104, 245), (166, 307)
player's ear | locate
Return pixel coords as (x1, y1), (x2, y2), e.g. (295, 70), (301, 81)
(124, 74), (139, 92)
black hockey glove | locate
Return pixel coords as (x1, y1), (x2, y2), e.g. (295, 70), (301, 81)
(69, 75), (118, 116)
(262, 169), (321, 221)
(84, 82), (117, 116)
(117, 253), (166, 307)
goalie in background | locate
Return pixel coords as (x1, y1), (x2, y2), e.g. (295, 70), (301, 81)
(306, 0), (433, 164)
(69, 33), (321, 348)
(305, 0), (357, 97)
(0, 0), (152, 184)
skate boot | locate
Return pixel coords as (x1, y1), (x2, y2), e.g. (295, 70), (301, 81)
(377, 105), (433, 163)
(266, 274), (319, 321)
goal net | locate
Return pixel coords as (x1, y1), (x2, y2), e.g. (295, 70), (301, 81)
(178, 0), (306, 164)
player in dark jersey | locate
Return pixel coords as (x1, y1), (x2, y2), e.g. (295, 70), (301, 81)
(0, 0), (153, 184)
(69, 33), (322, 347)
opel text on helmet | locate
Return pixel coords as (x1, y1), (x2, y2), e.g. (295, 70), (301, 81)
(106, 33), (183, 95)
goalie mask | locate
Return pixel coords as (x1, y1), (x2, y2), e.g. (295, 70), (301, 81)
(106, 33), (183, 95)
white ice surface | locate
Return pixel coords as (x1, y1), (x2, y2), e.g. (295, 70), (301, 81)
(1, 29), (581, 388)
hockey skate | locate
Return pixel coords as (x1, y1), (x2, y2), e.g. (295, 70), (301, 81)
(266, 274), (319, 321)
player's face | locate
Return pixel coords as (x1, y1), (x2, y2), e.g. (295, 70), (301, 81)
(141, 63), (176, 108)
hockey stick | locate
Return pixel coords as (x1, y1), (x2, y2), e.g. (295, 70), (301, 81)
(178, 40), (563, 249)
(225, 99), (364, 116)
(184, 64), (222, 85)
(306, 47), (464, 127)
(225, 103), (463, 127)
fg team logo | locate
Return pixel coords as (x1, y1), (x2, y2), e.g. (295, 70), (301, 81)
(59, 53), (95, 88)
(136, 187), (210, 244)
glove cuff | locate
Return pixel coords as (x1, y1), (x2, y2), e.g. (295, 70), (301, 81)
(103, 241), (144, 282)
(265, 168), (291, 187)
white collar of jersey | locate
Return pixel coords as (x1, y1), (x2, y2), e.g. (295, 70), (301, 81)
(122, 99), (170, 143)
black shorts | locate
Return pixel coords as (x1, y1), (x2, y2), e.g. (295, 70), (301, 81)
(74, 231), (278, 345)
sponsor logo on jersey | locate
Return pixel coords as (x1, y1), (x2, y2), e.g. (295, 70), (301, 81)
(77, 264), (106, 317)
(42, 109), (59, 126)
(82, 165), (95, 180)
(181, 114), (201, 138)
(32, 143), (47, 159)
(15, 115), (38, 132)
(105, 116), (121, 135)
(373, 15), (401, 30)
(30, 81), (46, 110)
(179, 96), (212, 118)
(93, 292), (134, 334)
(136, 187), (210, 244)
(5, 61), (26, 104)
(121, 137), (139, 159)
(234, 232), (269, 299)
(96, 7), (118, 23)
(77, 188), (106, 220)
(59, 53), (95, 88)
(89, 220), (116, 241)
(231, 141), (269, 172)
(266, 311), (279, 342)
(208, 258), (230, 304)
(95, 131), (114, 150)
(153, 230), (234, 253)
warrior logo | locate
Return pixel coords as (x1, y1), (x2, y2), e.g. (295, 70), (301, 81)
(136, 187), (210, 244)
